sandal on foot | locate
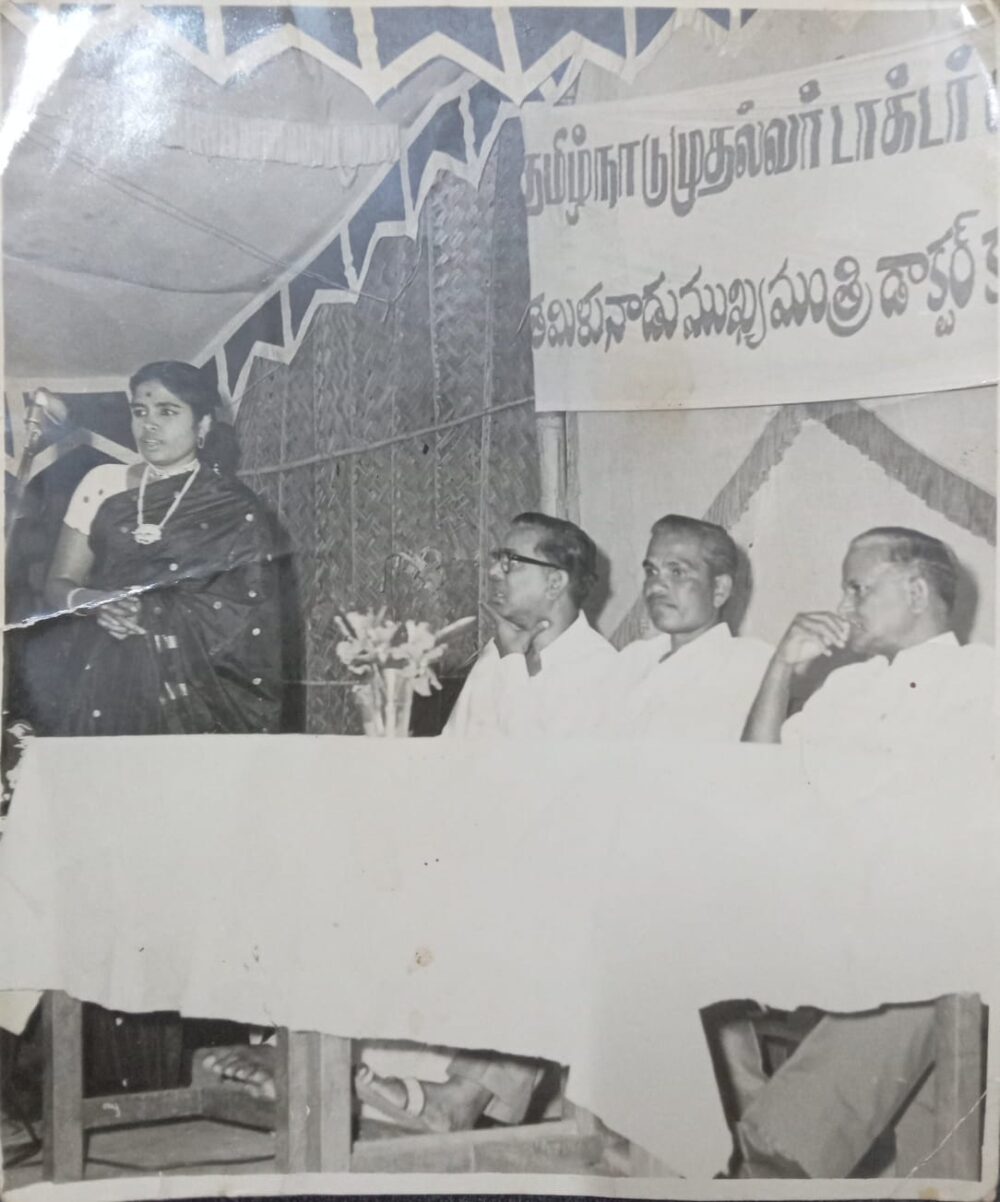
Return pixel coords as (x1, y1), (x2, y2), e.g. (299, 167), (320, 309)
(355, 1064), (434, 1132)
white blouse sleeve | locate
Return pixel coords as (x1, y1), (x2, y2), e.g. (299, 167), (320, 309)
(62, 464), (132, 537)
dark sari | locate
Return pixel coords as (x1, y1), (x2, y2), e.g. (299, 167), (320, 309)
(52, 466), (283, 1092)
(55, 466), (282, 736)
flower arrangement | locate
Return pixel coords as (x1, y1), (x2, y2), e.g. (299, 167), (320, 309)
(334, 608), (475, 736)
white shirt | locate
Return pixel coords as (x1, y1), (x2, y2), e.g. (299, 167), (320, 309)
(608, 621), (773, 742)
(782, 632), (996, 758)
(444, 611), (616, 738)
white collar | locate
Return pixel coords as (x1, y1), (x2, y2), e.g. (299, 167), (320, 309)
(886, 630), (959, 666)
(486, 610), (592, 666)
(538, 610), (593, 667)
(649, 619), (732, 659)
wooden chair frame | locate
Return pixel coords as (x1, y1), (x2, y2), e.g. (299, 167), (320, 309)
(40, 991), (644, 1180)
(701, 993), (986, 1181)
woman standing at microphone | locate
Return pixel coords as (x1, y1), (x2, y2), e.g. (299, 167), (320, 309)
(43, 360), (283, 735)
(33, 362), (282, 1096)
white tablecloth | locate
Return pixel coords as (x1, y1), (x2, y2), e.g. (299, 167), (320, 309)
(0, 735), (996, 1178)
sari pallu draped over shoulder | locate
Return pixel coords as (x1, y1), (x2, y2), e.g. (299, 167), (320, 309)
(58, 468), (283, 735)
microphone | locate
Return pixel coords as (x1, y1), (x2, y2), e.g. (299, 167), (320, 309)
(23, 388), (68, 450)
(6, 389), (71, 542)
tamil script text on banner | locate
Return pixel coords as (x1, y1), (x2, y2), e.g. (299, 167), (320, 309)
(521, 28), (998, 411)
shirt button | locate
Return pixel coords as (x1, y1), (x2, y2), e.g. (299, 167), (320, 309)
(92, 709), (101, 719)
(252, 677), (262, 686)
(200, 522), (208, 530)
(84, 664), (91, 672)
(213, 601), (222, 610)
(169, 563), (179, 572)
(251, 627), (261, 637)
(248, 590), (257, 599)
(245, 513), (254, 522)
(153, 606), (163, 616)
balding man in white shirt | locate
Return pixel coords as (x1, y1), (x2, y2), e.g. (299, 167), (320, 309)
(744, 526), (993, 754)
(609, 515), (772, 741)
(736, 527), (994, 1178)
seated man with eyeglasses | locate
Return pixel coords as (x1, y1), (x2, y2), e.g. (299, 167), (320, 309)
(204, 514), (615, 1132)
(352, 514), (616, 1132)
(444, 511), (616, 737)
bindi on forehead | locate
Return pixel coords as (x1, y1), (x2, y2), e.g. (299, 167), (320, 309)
(133, 400), (188, 417)
(135, 381), (187, 403)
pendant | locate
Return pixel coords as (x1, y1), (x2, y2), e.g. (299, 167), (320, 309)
(133, 524), (162, 545)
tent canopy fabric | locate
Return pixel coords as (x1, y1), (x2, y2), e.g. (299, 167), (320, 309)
(2, 5), (754, 398)
(2, 13), (463, 385)
(3, 4), (981, 401)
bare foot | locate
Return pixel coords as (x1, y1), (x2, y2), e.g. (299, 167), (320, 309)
(356, 1068), (491, 1132)
(200, 1045), (276, 1100)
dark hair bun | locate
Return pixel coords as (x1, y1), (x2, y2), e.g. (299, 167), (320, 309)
(201, 420), (239, 476)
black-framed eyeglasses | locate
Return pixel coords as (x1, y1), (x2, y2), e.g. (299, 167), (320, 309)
(489, 548), (562, 574)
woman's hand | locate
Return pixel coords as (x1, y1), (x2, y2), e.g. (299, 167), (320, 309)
(92, 591), (146, 640)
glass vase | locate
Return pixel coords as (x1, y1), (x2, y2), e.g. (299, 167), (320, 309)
(354, 668), (414, 737)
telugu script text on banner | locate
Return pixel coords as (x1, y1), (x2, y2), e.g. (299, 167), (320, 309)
(521, 29), (998, 412)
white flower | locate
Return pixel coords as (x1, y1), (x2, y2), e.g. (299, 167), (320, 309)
(335, 607), (475, 696)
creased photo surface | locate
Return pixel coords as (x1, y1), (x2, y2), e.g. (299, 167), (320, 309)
(0, 2), (996, 1200)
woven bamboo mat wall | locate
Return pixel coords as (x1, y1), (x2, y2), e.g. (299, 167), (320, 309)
(237, 121), (539, 733)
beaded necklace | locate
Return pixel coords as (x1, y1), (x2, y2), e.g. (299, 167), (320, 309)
(133, 461), (200, 545)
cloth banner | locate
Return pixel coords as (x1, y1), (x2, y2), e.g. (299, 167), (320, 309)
(522, 29), (999, 411)
(1, 735), (998, 1179)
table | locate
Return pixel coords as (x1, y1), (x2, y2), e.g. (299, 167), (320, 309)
(1, 734), (998, 1180)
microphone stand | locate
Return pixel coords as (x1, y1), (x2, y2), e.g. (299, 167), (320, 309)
(5, 390), (68, 619)
(7, 393), (59, 532)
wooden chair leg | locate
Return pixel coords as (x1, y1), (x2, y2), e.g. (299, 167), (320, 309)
(42, 991), (84, 1182)
(312, 1034), (353, 1171)
(923, 994), (984, 1180)
(274, 1027), (307, 1172)
(274, 1029), (352, 1172)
